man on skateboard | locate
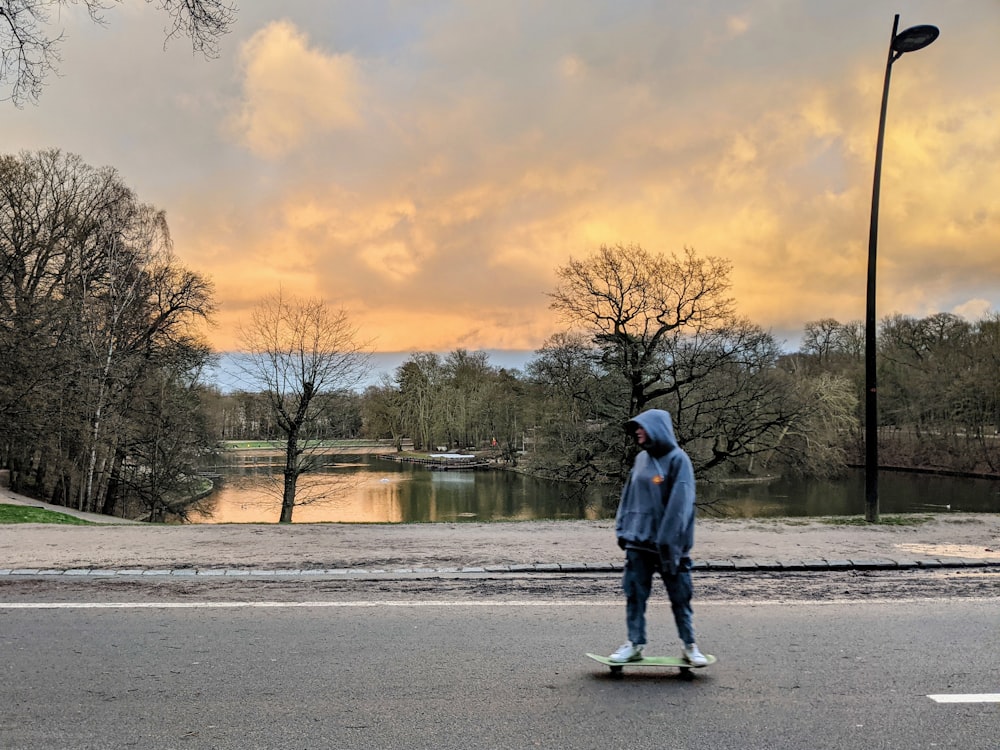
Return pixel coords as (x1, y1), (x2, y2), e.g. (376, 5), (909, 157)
(609, 408), (708, 667)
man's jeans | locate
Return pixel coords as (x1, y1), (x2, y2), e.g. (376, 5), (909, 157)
(622, 547), (695, 646)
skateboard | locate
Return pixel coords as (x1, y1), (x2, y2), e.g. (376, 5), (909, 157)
(586, 652), (716, 677)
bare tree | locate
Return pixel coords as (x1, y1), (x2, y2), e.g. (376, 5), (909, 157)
(547, 244), (736, 480)
(360, 378), (408, 451)
(549, 243), (735, 419)
(524, 332), (610, 485)
(237, 291), (371, 523)
(800, 318), (865, 376)
(661, 317), (799, 474)
(539, 243), (810, 512)
(1, 0), (236, 106)
(761, 371), (859, 478)
(395, 353), (444, 451)
(80, 205), (170, 510)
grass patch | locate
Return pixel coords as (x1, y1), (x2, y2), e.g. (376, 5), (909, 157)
(818, 514), (934, 527)
(0, 503), (94, 525)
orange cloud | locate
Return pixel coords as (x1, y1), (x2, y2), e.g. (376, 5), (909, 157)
(229, 20), (363, 158)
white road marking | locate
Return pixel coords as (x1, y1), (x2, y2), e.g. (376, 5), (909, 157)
(927, 694), (1000, 703)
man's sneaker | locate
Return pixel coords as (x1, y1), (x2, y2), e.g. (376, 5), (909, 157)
(683, 643), (708, 666)
(609, 642), (644, 663)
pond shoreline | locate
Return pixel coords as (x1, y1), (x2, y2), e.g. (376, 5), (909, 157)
(847, 463), (1000, 481)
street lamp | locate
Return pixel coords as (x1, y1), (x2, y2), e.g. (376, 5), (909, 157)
(865, 15), (939, 523)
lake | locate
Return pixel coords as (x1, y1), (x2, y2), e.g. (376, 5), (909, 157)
(188, 454), (1000, 524)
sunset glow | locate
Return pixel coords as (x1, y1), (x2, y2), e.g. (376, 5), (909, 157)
(8, 1), (998, 354)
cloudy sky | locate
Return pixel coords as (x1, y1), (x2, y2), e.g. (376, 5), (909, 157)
(5, 0), (998, 355)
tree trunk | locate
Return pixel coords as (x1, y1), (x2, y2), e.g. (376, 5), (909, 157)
(101, 446), (127, 517)
(279, 430), (299, 523)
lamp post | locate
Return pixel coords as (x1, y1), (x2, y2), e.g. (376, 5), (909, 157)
(865, 15), (939, 523)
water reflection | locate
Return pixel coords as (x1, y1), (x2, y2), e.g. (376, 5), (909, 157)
(191, 454), (599, 524)
(190, 454), (1000, 524)
(700, 471), (1000, 518)
(201, 472), (406, 523)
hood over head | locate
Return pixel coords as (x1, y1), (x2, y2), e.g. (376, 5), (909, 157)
(625, 408), (678, 455)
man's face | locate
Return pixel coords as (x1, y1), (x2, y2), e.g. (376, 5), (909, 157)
(635, 427), (648, 445)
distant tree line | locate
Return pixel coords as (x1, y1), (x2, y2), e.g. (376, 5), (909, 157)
(790, 313), (1000, 476)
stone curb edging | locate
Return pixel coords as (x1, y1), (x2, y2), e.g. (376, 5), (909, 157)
(0, 559), (997, 578)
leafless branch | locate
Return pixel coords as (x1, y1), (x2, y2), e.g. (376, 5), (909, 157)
(1, 0), (236, 106)
(153, 0), (235, 58)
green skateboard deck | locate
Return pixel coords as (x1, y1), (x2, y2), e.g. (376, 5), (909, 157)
(586, 652), (716, 676)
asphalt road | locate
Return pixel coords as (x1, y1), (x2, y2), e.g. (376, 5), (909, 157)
(1, 575), (997, 749)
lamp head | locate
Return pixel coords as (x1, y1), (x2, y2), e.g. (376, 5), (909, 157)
(892, 24), (939, 54)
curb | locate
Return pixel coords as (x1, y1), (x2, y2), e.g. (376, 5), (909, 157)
(1, 559), (997, 579)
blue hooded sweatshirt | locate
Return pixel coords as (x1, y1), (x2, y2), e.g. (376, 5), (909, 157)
(614, 409), (696, 574)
